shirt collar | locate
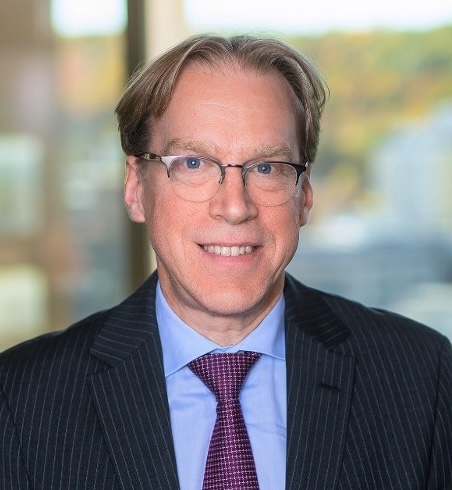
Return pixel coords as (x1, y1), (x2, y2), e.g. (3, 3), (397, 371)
(156, 281), (286, 377)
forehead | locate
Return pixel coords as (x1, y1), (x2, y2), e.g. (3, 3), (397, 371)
(171, 59), (297, 113)
(152, 62), (299, 158)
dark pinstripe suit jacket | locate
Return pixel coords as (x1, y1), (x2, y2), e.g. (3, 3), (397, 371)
(1, 272), (451, 489)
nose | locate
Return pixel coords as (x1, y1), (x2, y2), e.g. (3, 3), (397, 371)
(208, 167), (258, 224)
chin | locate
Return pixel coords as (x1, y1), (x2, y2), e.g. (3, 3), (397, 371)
(196, 286), (272, 317)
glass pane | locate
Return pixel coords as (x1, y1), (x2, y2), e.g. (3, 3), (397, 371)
(0, 0), (128, 351)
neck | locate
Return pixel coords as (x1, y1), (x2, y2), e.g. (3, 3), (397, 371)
(161, 284), (283, 347)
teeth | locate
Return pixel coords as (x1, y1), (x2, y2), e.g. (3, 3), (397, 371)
(203, 245), (253, 256)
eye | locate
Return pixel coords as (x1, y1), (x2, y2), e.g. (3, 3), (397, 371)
(256, 163), (272, 174)
(184, 157), (202, 169)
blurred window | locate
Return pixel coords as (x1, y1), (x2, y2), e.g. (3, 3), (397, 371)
(1, 0), (451, 350)
(0, 0), (128, 350)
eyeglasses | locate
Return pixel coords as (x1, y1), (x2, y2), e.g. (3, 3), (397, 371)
(136, 153), (308, 207)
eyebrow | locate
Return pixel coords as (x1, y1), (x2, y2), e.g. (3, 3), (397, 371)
(164, 138), (296, 161)
(164, 139), (215, 155)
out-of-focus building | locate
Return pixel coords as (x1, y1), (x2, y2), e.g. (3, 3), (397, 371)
(288, 102), (452, 341)
(371, 102), (452, 235)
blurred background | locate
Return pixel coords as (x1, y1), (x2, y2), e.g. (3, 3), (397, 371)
(0, 0), (451, 351)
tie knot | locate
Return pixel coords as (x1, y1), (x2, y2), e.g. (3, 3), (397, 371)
(188, 352), (260, 402)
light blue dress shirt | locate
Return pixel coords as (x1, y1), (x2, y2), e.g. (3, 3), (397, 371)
(156, 283), (287, 490)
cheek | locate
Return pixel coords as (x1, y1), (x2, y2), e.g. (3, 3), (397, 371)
(286, 199), (304, 243)
(140, 185), (168, 247)
(266, 202), (302, 250)
(287, 193), (305, 227)
(142, 188), (198, 252)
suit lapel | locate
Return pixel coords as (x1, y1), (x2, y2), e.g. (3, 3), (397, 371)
(284, 275), (356, 489)
(87, 273), (180, 490)
(85, 270), (355, 489)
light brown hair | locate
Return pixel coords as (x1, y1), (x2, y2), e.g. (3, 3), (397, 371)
(115, 34), (327, 165)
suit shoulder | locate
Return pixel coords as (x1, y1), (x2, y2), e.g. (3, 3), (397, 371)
(0, 309), (110, 376)
(326, 289), (447, 347)
(284, 272), (450, 351)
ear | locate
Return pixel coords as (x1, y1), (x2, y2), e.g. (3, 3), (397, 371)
(124, 155), (146, 223)
(299, 170), (313, 227)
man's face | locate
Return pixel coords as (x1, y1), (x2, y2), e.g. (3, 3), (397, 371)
(125, 63), (313, 330)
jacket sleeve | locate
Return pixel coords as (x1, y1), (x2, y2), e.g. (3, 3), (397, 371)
(0, 387), (31, 490)
(427, 336), (452, 489)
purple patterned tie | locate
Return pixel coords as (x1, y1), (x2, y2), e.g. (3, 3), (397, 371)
(188, 352), (261, 490)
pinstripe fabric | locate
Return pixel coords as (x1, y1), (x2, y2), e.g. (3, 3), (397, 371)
(284, 274), (452, 489)
(0, 274), (179, 489)
(1, 271), (451, 489)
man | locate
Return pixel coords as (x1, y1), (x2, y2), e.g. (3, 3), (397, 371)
(1, 34), (451, 489)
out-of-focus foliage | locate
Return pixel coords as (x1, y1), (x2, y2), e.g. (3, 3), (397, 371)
(286, 26), (452, 178)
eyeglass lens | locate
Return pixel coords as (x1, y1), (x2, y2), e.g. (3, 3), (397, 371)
(168, 157), (300, 206)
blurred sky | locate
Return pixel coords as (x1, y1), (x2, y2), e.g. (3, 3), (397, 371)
(52, 0), (452, 36)
(51, 0), (127, 36)
(186, 0), (452, 34)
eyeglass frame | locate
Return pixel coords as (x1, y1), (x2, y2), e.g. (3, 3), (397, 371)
(135, 152), (309, 186)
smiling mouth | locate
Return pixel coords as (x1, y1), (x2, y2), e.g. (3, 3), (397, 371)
(202, 245), (254, 256)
